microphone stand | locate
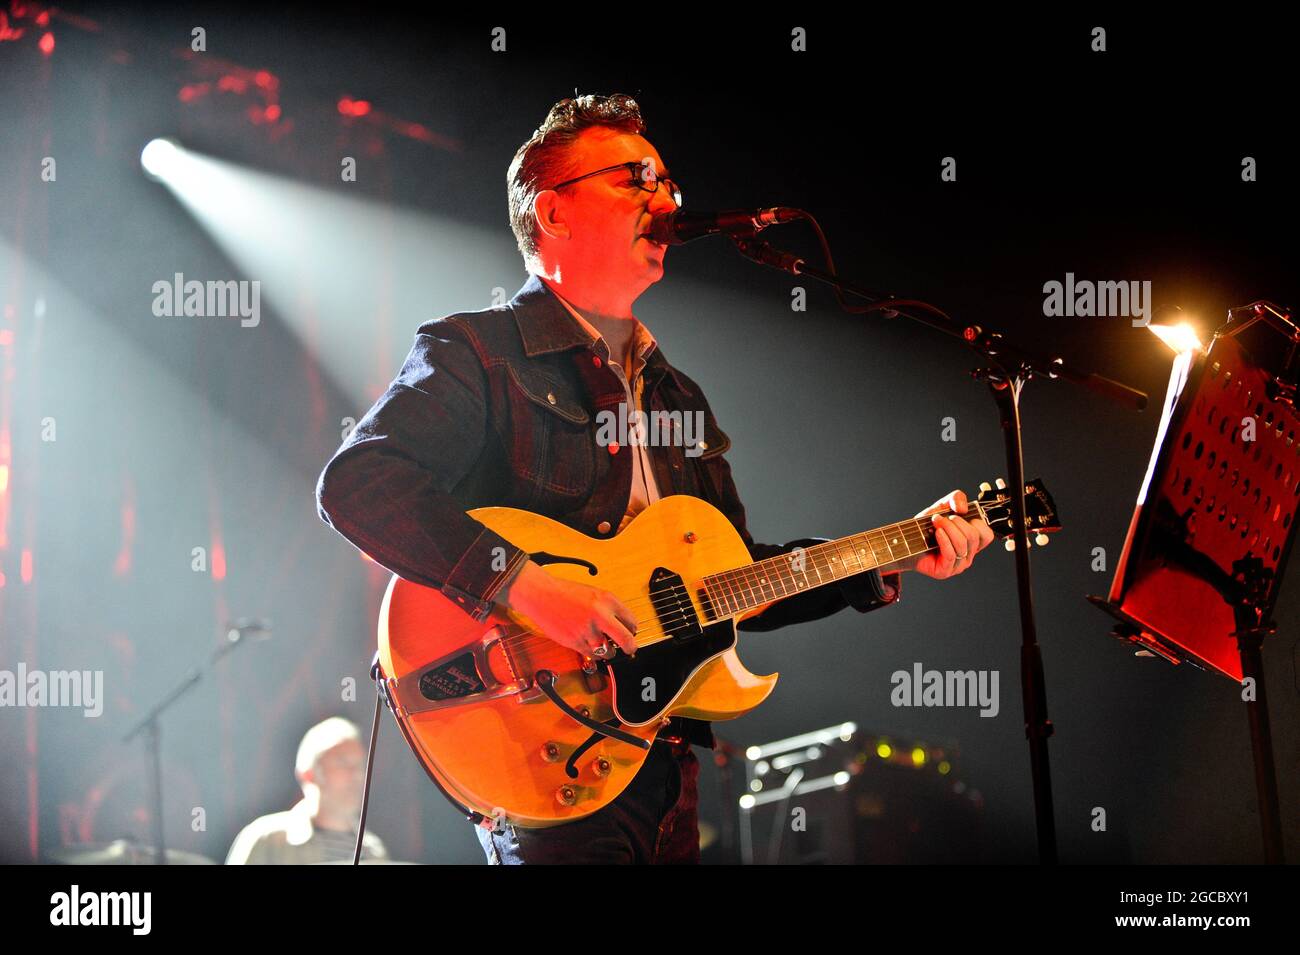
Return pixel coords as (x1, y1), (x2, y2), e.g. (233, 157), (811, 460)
(731, 233), (1147, 864)
(121, 619), (270, 864)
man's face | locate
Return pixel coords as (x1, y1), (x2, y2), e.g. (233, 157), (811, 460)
(308, 738), (365, 816)
(538, 128), (679, 295)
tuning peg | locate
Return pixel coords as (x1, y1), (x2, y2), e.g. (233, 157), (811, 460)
(995, 478), (1007, 490)
(1004, 538), (1015, 551)
(1035, 533), (1050, 546)
(979, 481), (992, 493)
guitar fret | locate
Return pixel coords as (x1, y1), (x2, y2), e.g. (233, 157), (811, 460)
(902, 519), (929, 556)
(883, 523), (909, 563)
(715, 570), (739, 615)
(702, 576), (723, 620)
(867, 529), (893, 568)
(701, 502), (995, 620)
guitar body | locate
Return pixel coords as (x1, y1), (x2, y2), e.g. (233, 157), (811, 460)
(378, 495), (778, 828)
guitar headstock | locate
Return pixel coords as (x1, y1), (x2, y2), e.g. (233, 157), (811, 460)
(972, 478), (1061, 550)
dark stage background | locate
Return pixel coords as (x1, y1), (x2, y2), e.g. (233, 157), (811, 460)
(1, 9), (1296, 864)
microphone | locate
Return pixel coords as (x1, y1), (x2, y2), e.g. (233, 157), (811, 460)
(646, 207), (802, 245)
(225, 618), (273, 643)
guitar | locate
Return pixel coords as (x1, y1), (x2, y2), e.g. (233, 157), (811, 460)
(376, 479), (1060, 828)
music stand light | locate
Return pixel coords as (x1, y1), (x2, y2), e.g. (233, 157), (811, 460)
(1089, 300), (1298, 863)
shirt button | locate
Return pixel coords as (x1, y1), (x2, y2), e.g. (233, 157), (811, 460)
(608, 442), (619, 455)
(546, 392), (556, 405)
(592, 355), (603, 368)
(597, 521), (611, 534)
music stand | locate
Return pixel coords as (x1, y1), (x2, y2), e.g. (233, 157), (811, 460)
(1089, 300), (1298, 863)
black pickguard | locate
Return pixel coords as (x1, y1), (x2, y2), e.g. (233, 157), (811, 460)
(606, 621), (736, 724)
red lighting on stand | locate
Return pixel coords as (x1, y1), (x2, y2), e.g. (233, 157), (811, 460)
(337, 97), (371, 117)
(38, 31), (53, 55)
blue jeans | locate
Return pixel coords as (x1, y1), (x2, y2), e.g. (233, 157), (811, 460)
(476, 740), (701, 864)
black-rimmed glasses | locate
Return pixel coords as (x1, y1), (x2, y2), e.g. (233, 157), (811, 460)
(547, 161), (683, 208)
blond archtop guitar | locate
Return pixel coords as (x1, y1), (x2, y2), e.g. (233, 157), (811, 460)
(376, 479), (1059, 828)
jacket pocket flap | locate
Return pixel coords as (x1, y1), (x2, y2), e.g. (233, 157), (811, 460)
(506, 363), (590, 425)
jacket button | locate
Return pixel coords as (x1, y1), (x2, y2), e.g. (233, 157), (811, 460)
(597, 521), (611, 534)
(592, 355), (603, 368)
(546, 392), (556, 405)
(608, 442), (619, 455)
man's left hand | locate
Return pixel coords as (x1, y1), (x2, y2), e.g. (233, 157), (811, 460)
(897, 490), (995, 579)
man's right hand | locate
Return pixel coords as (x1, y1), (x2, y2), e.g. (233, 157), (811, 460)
(495, 560), (639, 658)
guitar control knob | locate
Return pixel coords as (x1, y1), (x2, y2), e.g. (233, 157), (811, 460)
(555, 785), (578, 807)
(591, 756), (612, 778)
(540, 742), (561, 763)
(1004, 538), (1016, 551)
(1035, 533), (1050, 546)
(995, 478), (1007, 490)
(979, 482), (992, 493)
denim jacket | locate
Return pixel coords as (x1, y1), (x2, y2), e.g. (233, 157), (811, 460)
(316, 274), (900, 746)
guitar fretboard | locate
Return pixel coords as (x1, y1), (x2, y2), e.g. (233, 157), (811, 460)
(700, 516), (943, 620)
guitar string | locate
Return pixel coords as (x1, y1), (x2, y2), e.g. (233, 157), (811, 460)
(505, 516), (935, 647)
(494, 508), (991, 657)
(491, 535), (930, 660)
(493, 501), (999, 658)
(558, 514), (943, 620)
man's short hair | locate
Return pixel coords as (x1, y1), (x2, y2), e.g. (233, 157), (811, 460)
(507, 93), (647, 268)
(294, 716), (360, 780)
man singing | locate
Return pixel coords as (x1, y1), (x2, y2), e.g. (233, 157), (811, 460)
(315, 93), (993, 864)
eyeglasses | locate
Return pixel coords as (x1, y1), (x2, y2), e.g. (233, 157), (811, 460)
(547, 161), (683, 208)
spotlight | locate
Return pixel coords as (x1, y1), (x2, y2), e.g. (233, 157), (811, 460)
(1148, 305), (1205, 354)
(140, 138), (179, 180)
(1149, 322), (1204, 354)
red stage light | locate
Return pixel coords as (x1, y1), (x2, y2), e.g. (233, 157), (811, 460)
(337, 97), (371, 117)
(38, 31), (53, 56)
(264, 103), (281, 122)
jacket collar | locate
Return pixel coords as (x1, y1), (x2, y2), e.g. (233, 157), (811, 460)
(507, 273), (693, 396)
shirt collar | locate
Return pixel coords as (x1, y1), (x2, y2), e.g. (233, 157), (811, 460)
(544, 283), (657, 375)
(506, 273), (691, 396)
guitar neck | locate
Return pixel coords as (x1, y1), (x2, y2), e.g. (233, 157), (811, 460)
(700, 507), (975, 621)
